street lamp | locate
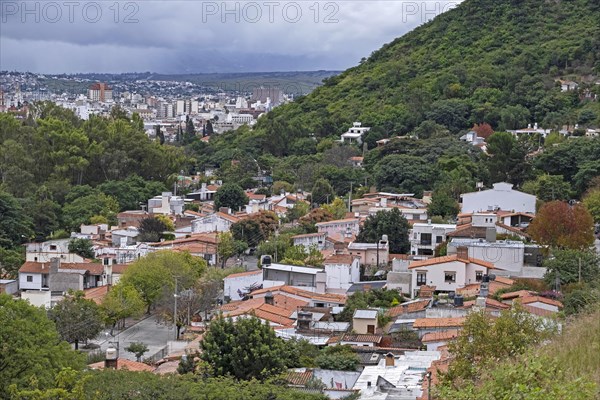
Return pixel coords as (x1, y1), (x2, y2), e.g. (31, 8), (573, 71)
(426, 371), (432, 400)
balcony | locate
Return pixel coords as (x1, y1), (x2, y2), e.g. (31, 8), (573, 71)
(420, 240), (432, 246)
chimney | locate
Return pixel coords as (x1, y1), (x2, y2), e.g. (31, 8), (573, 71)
(297, 311), (312, 331)
(385, 353), (395, 367)
(105, 346), (118, 369)
(264, 291), (274, 306)
(457, 246), (469, 260)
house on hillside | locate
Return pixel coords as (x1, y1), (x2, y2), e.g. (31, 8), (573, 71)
(25, 240), (86, 263)
(19, 259), (105, 292)
(410, 222), (457, 258)
(340, 122), (370, 144)
(191, 212), (239, 233)
(408, 250), (497, 298)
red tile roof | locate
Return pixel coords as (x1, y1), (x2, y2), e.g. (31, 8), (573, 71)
(19, 261), (104, 275)
(340, 334), (383, 344)
(323, 254), (357, 265)
(421, 329), (460, 343)
(386, 299), (431, 317)
(251, 285), (347, 304)
(408, 255), (495, 269)
(285, 370), (314, 386)
(461, 298), (510, 310)
(518, 296), (563, 309)
(413, 318), (466, 329)
(500, 290), (537, 300)
(84, 286), (109, 304)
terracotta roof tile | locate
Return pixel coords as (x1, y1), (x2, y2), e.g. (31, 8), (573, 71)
(340, 334), (383, 343)
(386, 299), (431, 317)
(408, 255), (495, 269)
(518, 296), (563, 309)
(500, 290), (537, 300)
(285, 370), (314, 386)
(421, 329), (460, 343)
(413, 318), (466, 329)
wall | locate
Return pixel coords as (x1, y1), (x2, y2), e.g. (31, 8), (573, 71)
(21, 290), (51, 308)
(411, 261), (466, 293)
(448, 241), (525, 275)
(19, 273), (43, 290)
(352, 316), (378, 334)
(324, 262), (359, 291)
(223, 271), (263, 301)
(461, 183), (536, 214)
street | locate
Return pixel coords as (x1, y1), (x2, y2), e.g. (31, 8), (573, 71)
(93, 315), (178, 361)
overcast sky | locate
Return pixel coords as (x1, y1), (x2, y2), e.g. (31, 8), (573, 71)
(0, 1), (461, 73)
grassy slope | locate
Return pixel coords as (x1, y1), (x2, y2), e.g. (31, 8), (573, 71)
(543, 306), (600, 395)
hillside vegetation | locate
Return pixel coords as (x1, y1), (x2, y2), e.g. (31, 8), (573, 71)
(251, 0), (600, 141)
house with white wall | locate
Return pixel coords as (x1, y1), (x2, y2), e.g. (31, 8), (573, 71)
(347, 240), (389, 266)
(460, 182), (536, 214)
(316, 218), (360, 239)
(191, 212), (239, 233)
(223, 269), (263, 302)
(408, 252), (497, 298)
(322, 254), (361, 293)
(410, 223), (456, 258)
(292, 232), (328, 251)
(340, 122), (370, 144)
(25, 240), (86, 263)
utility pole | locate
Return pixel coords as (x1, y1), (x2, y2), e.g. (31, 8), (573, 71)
(173, 277), (179, 340)
(348, 181), (353, 213)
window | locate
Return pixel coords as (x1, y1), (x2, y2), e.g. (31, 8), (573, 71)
(444, 272), (456, 283)
(413, 232), (417, 240)
(417, 271), (427, 286)
(475, 271), (483, 282)
(49, 245), (57, 251)
(436, 235), (443, 243)
(27, 275), (33, 282)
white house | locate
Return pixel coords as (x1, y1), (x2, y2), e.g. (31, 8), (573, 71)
(340, 122), (370, 144)
(408, 253), (497, 298)
(322, 254), (361, 293)
(191, 212), (239, 233)
(147, 192), (185, 215)
(25, 240), (86, 263)
(410, 223), (457, 258)
(315, 218), (360, 239)
(291, 232), (328, 250)
(460, 182), (536, 214)
(262, 262), (325, 291)
(347, 240), (389, 266)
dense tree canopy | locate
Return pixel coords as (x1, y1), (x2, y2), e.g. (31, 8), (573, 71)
(0, 294), (85, 394)
(528, 201), (595, 250)
(200, 316), (293, 381)
(357, 208), (411, 254)
(214, 183), (249, 211)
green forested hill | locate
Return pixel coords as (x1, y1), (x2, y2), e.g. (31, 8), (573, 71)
(255, 0), (600, 139)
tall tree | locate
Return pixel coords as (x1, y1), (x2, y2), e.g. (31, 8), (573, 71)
(138, 217), (168, 242)
(0, 190), (34, 248)
(100, 284), (145, 334)
(0, 295), (85, 394)
(47, 291), (105, 350)
(528, 201), (595, 250)
(310, 178), (335, 206)
(485, 132), (529, 185)
(521, 174), (571, 202)
(357, 208), (410, 253)
(543, 248), (600, 286)
(217, 232), (247, 268)
(201, 316), (292, 381)
(214, 183), (248, 212)
(68, 238), (95, 259)
(583, 188), (600, 224)
(119, 251), (206, 313)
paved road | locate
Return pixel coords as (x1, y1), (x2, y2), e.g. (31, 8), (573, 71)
(93, 315), (177, 361)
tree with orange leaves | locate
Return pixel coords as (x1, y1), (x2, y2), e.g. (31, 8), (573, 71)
(528, 201), (595, 250)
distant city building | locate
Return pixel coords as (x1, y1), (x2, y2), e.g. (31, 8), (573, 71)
(88, 83), (113, 102)
(251, 87), (283, 106)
